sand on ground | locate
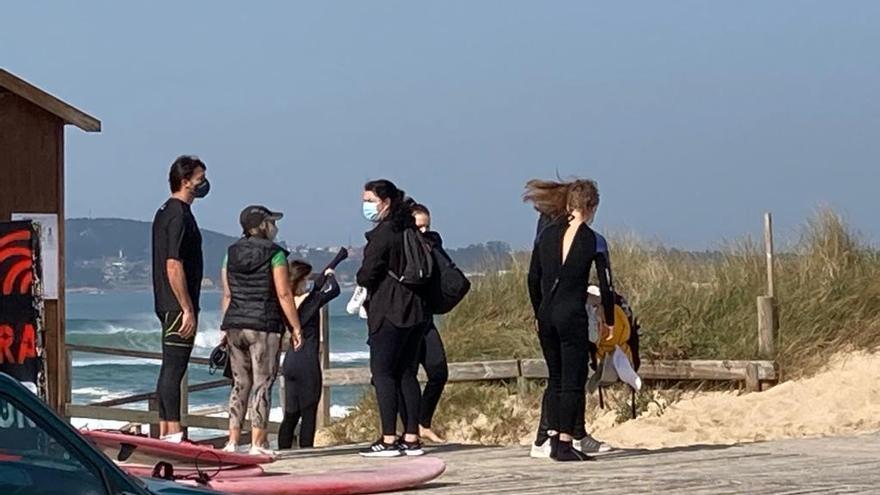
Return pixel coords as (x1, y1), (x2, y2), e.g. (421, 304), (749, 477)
(584, 351), (880, 449)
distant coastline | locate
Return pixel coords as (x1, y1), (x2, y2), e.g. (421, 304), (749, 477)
(65, 218), (513, 290)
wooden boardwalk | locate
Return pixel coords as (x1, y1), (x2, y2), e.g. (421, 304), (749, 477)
(272, 433), (880, 494)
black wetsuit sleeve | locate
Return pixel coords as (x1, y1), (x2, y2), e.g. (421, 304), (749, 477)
(356, 231), (389, 291)
(527, 241), (543, 317)
(596, 250), (615, 327)
(318, 274), (341, 307)
(297, 276), (342, 327)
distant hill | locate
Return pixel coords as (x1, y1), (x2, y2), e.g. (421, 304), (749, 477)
(65, 218), (513, 289)
(66, 218), (239, 289)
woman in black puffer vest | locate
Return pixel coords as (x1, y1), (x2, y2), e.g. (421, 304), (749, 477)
(220, 205), (303, 456)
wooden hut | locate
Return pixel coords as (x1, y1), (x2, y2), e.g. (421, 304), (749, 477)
(0, 68), (101, 411)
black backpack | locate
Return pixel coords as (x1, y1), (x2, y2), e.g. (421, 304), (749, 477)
(388, 228), (434, 286)
(426, 246), (471, 314)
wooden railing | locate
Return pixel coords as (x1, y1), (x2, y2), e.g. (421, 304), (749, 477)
(65, 343), (777, 436)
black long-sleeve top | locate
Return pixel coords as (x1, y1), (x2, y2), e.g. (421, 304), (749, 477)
(528, 219), (615, 327)
(356, 219), (429, 332)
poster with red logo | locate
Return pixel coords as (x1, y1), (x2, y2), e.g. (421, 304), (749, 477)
(0, 221), (42, 390)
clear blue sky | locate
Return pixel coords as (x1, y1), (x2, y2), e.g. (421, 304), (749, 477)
(3, 1), (878, 249)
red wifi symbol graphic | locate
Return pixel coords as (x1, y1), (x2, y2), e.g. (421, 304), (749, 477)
(0, 230), (34, 296)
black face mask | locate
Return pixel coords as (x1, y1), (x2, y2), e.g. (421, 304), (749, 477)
(193, 178), (211, 199)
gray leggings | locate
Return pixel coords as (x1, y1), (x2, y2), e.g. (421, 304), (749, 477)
(227, 329), (281, 430)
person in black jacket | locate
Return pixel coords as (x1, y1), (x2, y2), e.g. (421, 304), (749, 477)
(278, 261), (341, 449)
(525, 178), (615, 462)
(220, 205), (303, 456)
(397, 203), (449, 444)
(357, 179), (430, 457)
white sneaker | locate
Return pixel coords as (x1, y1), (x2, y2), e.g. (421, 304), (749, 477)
(221, 442), (237, 453)
(529, 438), (552, 459)
(161, 432), (184, 443)
(249, 445), (275, 457)
(574, 434), (612, 455)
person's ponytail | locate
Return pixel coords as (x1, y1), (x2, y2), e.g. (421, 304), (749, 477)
(523, 179), (570, 219)
(523, 178), (600, 219)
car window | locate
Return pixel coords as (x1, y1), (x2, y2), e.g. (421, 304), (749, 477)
(0, 394), (108, 495)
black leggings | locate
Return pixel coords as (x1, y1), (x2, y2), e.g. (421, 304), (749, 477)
(399, 324), (448, 429)
(536, 384), (587, 442)
(156, 343), (192, 422)
(537, 320), (589, 436)
(278, 404), (318, 449)
(369, 321), (425, 436)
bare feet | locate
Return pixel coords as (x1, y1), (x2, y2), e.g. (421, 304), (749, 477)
(420, 426), (446, 444)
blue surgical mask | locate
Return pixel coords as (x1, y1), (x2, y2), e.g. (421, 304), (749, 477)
(362, 202), (380, 222)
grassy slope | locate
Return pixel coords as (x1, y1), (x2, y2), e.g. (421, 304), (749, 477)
(324, 209), (880, 444)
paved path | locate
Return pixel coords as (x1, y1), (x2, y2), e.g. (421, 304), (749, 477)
(272, 433), (880, 494)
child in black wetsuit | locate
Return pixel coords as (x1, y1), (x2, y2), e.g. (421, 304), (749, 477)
(277, 261), (340, 449)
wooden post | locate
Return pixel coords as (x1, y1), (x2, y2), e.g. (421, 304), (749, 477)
(764, 212), (775, 298)
(757, 296), (776, 359)
(316, 306), (331, 429)
(179, 369), (189, 437)
(148, 397), (161, 438)
(758, 212), (778, 359)
(745, 362), (761, 392)
(63, 350), (73, 420)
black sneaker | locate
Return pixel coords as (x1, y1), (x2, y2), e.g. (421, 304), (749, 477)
(359, 439), (403, 458)
(555, 440), (595, 462)
(398, 439), (425, 456)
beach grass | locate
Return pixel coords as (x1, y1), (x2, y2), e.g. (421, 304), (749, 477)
(323, 208), (880, 445)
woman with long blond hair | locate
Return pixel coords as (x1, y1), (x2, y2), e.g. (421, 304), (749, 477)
(525, 178), (615, 462)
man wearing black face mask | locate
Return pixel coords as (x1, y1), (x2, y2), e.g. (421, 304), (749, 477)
(152, 155), (209, 441)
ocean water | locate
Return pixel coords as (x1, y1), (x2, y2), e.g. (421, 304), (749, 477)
(66, 289), (370, 433)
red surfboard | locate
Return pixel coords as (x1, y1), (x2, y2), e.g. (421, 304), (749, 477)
(81, 429), (275, 466)
(180, 456), (446, 495)
(120, 463), (265, 480)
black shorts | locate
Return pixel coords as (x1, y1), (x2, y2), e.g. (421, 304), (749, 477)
(157, 311), (195, 348)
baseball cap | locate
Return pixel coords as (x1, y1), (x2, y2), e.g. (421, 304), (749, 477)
(240, 205), (283, 232)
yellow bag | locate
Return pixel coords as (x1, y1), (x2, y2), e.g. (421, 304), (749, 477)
(596, 305), (632, 363)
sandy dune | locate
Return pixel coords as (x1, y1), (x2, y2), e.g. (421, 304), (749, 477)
(591, 351), (880, 449)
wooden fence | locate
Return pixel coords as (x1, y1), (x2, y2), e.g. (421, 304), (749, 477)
(65, 343), (777, 436)
(64, 213), (781, 437)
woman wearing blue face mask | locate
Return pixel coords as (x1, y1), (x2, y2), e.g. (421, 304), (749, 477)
(278, 260), (341, 449)
(357, 179), (430, 457)
(220, 205), (304, 455)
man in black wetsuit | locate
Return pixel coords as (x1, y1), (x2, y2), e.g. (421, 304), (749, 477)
(152, 155), (209, 440)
